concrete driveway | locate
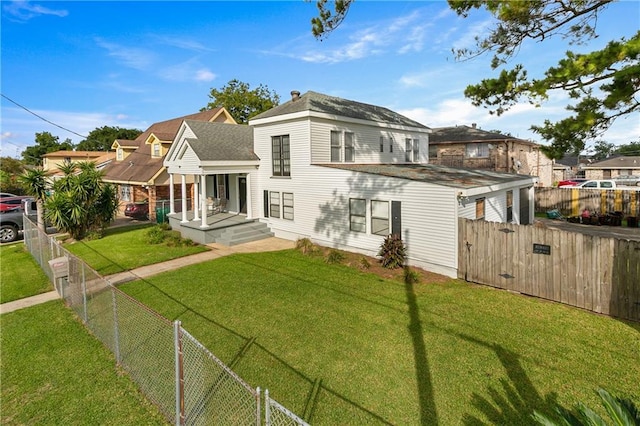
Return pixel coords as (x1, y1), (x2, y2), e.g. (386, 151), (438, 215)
(537, 218), (640, 241)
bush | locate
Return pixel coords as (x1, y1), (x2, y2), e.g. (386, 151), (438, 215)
(359, 256), (371, 270)
(296, 237), (317, 255)
(403, 266), (420, 284)
(377, 234), (406, 269)
(146, 225), (167, 244)
(325, 249), (345, 264)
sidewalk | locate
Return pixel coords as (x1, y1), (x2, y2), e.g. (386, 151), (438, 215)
(0, 237), (295, 315)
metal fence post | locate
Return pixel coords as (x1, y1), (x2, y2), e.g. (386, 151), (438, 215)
(264, 388), (269, 426)
(174, 321), (185, 426)
(112, 289), (121, 363)
(81, 262), (88, 323)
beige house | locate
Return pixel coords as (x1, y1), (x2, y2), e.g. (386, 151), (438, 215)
(42, 150), (115, 177)
(429, 124), (553, 186)
(102, 108), (236, 220)
(583, 156), (640, 179)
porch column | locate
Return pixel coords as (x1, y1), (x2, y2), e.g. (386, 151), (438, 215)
(200, 175), (208, 228)
(181, 174), (188, 223)
(193, 175), (200, 221)
(169, 174), (175, 215)
(246, 173), (253, 219)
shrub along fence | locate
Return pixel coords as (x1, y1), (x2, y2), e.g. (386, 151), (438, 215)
(23, 217), (309, 426)
(458, 218), (640, 322)
(535, 187), (640, 218)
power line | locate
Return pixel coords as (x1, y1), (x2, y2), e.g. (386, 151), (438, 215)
(1, 93), (88, 139)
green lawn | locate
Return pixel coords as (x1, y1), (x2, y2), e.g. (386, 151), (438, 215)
(64, 224), (209, 275)
(0, 243), (52, 303)
(0, 301), (168, 425)
(119, 249), (640, 425)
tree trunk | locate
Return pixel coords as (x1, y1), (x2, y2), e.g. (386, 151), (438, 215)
(36, 199), (44, 230)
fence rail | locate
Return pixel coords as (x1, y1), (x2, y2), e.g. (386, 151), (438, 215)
(535, 187), (640, 217)
(23, 217), (305, 425)
(458, 218), (640, 322)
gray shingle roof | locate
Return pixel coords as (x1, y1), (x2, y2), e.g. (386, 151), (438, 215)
(184, 121), (258, 162)
(321, 163), (533, 189)
(251, 91), (429, 129)
(430, 125), (532, 144)
(584, 155), (640, 169)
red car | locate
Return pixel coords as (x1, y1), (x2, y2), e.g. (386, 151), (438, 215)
(124, 200), (149, 220)
(557, 178), (588, 187)
(0, 196), (32, 212)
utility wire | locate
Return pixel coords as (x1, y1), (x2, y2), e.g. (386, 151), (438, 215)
(1, 93), (88, 139)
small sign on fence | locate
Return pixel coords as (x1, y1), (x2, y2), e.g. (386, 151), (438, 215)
(532, 243), (551, 255)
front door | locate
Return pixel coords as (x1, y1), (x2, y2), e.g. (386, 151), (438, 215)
(238, 177), (247, 214)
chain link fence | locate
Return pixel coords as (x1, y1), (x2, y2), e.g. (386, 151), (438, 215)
(23, 216), (306, 425)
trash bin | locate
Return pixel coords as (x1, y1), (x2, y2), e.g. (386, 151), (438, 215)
(626, 216), (638, 228)
(155, 205), (170, 224)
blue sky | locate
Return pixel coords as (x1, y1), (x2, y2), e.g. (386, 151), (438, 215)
(1, 0), (639, 158)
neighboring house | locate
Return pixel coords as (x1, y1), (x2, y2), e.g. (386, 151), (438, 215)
(102, 108), (236, 219)
(582, 156), (640, 179)
(42, 150), (115, 178)
(552, 155), (594, 183)
(164, 90), (536, 278)
(429, 125), (553, 187)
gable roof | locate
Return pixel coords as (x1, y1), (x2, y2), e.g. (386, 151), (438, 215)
(251, 90), (429, 129)
(583, 155), (640, 169)
(321, 163), (535, 191)
(430, 125), (533, 145)
(182, 121), (258, 162)
(43, 150), (109, 159)
(133, 108), (227, 144)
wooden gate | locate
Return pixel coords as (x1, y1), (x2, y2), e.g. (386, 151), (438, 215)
(458, 218), (640, 322)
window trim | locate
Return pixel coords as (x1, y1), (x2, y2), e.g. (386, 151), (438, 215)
(271, 135), (290, 177)
(380, 136), (384, 153)
(269, 191), (281, 218)
(344, 132), (355, 162)
(331, 130), (342, 162)
(371, 200), (390, 236)
(283, 192), (294, 220)
(349, 198), (366, 233)
(120, 184), (131, 202)
(152, 142), (161, 158)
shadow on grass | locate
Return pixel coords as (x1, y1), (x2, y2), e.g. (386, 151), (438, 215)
(456, 332), (559, 425)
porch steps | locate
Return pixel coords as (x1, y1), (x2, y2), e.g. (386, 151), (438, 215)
(215, 221), (274, 246)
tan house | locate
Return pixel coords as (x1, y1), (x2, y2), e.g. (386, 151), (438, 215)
(42, 150), (115, 177)
(428, 124), (553, 186)
(583, 156), (640, 179)
(102, 108), (236, 220)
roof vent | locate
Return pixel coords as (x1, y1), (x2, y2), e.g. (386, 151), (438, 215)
(471, 123), (477, 128)
(291, 90), (301, 101)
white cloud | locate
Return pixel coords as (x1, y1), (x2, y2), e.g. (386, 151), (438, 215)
(3, 0), (68, 21)
(450, 18), (494, 53)
(95, 38), (156, 70)
(152, 35), (214, 52)
(195, 69), (216, 82)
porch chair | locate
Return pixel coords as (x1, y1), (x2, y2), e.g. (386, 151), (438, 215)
(207, 197), (226, 216)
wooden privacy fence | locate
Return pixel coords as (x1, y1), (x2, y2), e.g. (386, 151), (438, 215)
(535, 187), (640, 217)
(458, 218), (640, 322)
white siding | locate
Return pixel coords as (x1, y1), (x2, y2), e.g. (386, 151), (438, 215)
(309, 118), (429, 165)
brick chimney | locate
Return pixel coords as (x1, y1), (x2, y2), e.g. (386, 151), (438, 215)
(291, 90), (301, 101)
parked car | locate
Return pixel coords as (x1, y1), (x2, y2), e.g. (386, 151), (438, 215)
(0, 196), (32, 212)
(612, 175), (640, 186)
(0, 198), (36, 243)
(124, 200), (149, 220)
(557, 178), (588, 187)
(574, 180), (617, 189)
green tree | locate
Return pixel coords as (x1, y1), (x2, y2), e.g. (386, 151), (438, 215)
(203, 79), (280, 124)
(22, 131), (74, 166)
(591, 140), (615, 161)
(76, 126), (142, 151)
(44, 162), (118, 240)
(311, 1), (639, 158)
(614, 141), (640, 156)
(18, 168), (50, 230)
(0, 157), (25, 195)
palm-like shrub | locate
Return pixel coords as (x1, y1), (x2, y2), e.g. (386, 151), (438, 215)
(377, 234), (406, 269)
(532, 388), (639, 426)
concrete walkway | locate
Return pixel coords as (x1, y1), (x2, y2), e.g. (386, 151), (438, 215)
(0, 237), (295, 315)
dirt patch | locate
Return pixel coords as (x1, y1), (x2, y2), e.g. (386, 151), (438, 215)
(302, 244), (451, 285)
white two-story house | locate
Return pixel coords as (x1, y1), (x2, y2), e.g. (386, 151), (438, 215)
(164, 90), (536, 277)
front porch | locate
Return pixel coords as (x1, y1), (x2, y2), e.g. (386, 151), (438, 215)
(168, 212), (273, 246)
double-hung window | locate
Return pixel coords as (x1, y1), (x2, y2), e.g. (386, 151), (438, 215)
(380, 136), (384, 153)
(405, 138), (419, 162)
(344, 132), (354, 162)
(371, 200), (390, 236)
(349, 198), (366, 233)
(120, 185), (131, 202)
(331, 131), (341, 162)
(466, 143), (489, 158)
(283, 192), (294, 220)
(269, 191), (280, 218)
(272, 135), (290, 177)
(152, 143), (161, 158)
(117, 148), (124, 161)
